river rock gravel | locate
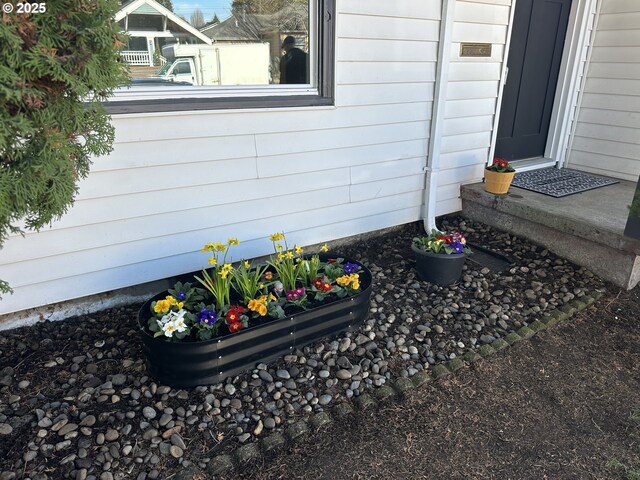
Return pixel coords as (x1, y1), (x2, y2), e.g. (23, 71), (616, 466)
(0, 217), (607, 479)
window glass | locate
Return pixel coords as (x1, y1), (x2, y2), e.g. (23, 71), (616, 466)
(117, 0), (312, 88)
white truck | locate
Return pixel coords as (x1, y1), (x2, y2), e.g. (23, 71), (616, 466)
(157, 43), (271, 86)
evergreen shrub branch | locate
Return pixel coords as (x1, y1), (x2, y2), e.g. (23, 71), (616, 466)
(0, 1), (129, 297)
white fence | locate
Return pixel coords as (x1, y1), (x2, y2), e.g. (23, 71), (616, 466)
(121, 50), (151, 65)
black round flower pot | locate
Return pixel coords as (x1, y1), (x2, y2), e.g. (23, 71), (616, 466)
(411, 244), (466, 286)
(137, 254), (372, 387)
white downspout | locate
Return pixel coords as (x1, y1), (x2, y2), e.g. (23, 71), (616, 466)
(423, 0), (456, 232)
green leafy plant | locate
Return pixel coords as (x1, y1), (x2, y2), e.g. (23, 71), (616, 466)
(195, 239), (239, 311)
(0, 0), (129, 296)
(232, 259), (269, 303)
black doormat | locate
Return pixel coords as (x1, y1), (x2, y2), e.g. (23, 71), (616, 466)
(511, 168), (619, 197)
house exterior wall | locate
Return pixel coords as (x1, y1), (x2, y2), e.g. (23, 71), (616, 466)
(566, 0), (640, 181)
(436, 0), (511, 216)
(0, 1), (441, 316)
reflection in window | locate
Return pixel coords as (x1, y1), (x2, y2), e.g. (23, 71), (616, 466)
(117, 0), (311, 87)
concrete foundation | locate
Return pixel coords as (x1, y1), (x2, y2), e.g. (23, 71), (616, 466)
(461, 181), (640, 290)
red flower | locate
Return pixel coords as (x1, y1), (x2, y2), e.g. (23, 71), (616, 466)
(327, 258), (337, 264)
(229, 321), (243, 333)
(313, 278), (323, 289)
(322, 282), (331, 292)
(493, 157), (508, 168)
(226, 305), (245, 322)
(436, 235), (453, 244)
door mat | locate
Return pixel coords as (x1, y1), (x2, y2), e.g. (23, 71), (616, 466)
(511, 168), (619, 197)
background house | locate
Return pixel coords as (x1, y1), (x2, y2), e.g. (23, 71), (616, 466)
(1, 0), (639, 325)
(117, 0), (212, 68)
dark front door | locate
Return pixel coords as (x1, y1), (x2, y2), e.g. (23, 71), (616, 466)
(495, 0), (572, 161)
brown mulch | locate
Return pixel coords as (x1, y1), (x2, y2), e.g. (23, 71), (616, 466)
(230, 287), (640, 480)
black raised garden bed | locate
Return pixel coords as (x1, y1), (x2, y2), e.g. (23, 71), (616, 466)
(137, 254), (373, 387)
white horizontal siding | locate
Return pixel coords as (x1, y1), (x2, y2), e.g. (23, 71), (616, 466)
(437, 0), (512, 216)
(567, 0), (640, 180)
(0, 1), (441, 316)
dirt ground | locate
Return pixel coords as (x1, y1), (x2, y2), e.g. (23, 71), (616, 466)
(230, 287), (640, 480)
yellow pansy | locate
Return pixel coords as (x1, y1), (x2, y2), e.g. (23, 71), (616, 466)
(258, 304), (267, 316)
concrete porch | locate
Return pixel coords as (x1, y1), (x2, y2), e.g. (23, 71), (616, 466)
(461, 180), (640, 290)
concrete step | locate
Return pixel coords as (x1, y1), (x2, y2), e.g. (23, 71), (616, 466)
(461, 181), (640, 290)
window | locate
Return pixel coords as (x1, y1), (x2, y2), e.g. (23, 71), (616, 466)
(108, 0), (335, 114)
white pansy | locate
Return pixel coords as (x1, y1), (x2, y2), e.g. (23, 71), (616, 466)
(274, 281), (284, 293)
(162, 321), (176, 337)
(174, 318), (187, 333)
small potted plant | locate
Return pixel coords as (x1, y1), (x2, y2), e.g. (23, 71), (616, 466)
(485, 157), (516, 194)
(412, 230), (472, 285)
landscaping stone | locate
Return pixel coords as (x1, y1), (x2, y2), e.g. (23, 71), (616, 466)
(411, 371), (432, 388)
(447, 358), (465, 372)
(261, 433), (286, 454)
(235, 443), (259, 466)
(432, 364), (451, 380)
(504, 333), (522, 345)
(355, 393), (376, 410)
(286, 421), (309, 442)
(491, 339), (510, 352)
(309, 412), (332, 428)
(207, 455), (234, 477)
(478, 345), (495, 357)
(0, 217), (605, 479)
(333, 403), (354, 419)
(374, 385), (396, 402)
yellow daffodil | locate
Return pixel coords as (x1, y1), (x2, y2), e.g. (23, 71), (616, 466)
(259, 283), (264, 289)
(276, 243), (283, 251)
(269, 232), (285, 242)
(285, 251), (294, 259)
(208, 257), (217, 266)
(214, 242), (227, 252)
(244, 261), (251, 269)
(219, 270), (229, 279)
(228, 237), (240, 246)
(201, 242), (216, 253)
(295, 246), (303, 254)
(277, 252), (284, 260)
(320, 244), (329, 253)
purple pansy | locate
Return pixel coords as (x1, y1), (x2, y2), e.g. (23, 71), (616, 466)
(176, 292), (187, 301)
(343, 262), (359, 275)
(449, 242), (464, 254)
(197, 308), (218, 325)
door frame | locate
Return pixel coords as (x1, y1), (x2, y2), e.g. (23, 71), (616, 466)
(488, 0), (600, 170)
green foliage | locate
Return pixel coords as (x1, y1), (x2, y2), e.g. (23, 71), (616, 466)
(0, 0), (129, 296)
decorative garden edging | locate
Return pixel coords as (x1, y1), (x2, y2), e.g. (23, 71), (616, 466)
(202, 292), (603, 478)
(138, 254), (373, 388)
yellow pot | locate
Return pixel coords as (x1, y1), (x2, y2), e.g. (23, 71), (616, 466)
(484, 169), (516, 194)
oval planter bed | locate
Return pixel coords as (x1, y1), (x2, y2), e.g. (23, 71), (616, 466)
(138, 253), (373, 388)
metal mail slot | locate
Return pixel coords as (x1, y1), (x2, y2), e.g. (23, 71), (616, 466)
(460, 43), (492, 57)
